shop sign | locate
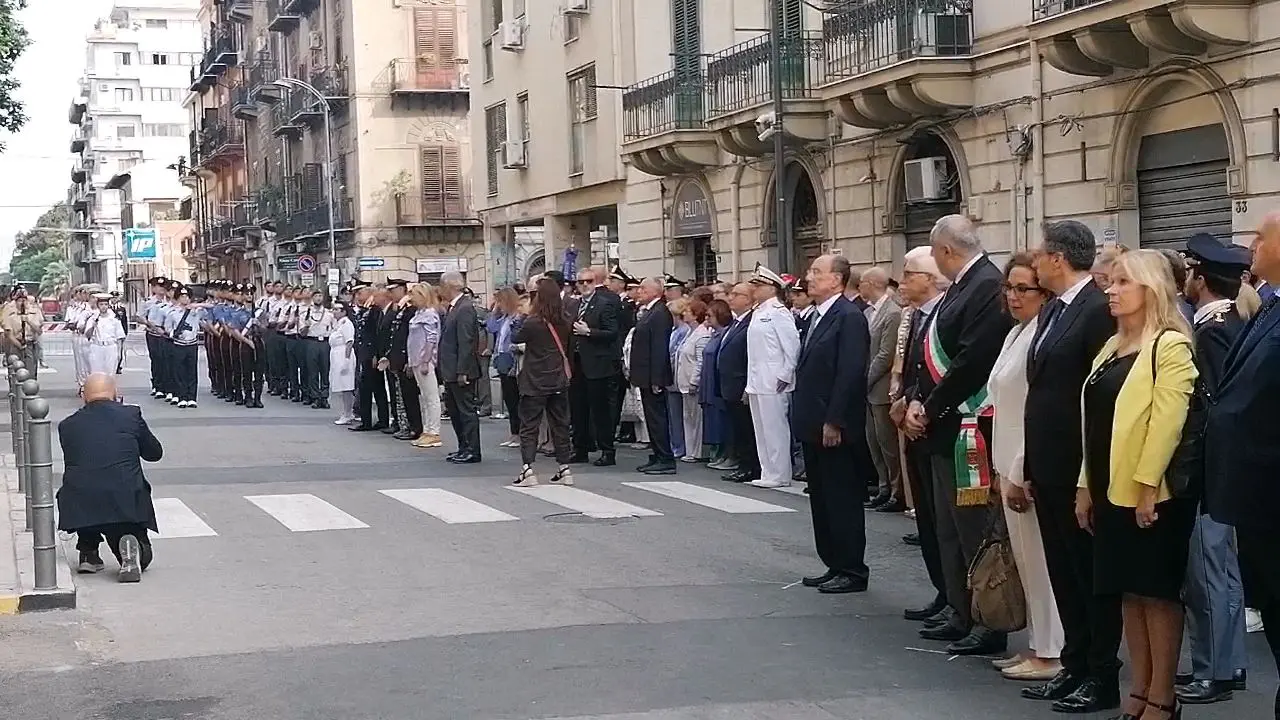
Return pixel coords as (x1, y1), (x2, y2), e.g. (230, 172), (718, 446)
(671, 182), (713, 238)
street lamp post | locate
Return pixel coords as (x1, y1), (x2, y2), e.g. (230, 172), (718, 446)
(271, 77), (337, 285)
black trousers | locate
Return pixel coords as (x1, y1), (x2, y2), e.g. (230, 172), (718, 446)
(568, 358), (596, 454)
(727, 399), (759, 475)
(145, 333), (162, 392)
(804, 440), (870, 581)
(263, 330), (282, 392)
(173, 343), (199, 402)
(398, 368), (422, 435)
(499, 374), (520, 435)
(244, 338), (265, 402)
(357, 351), (388, 426)
(1034, 482), (1123, 679)
(205, 335), (218, 394)
(303, 338), (330, 402)
(575, 373), (617, 455)
(285, 335), (305, 400)
(905, 443), (947, 602)
(76, 522), (153, 570)
(639, 387), (673, 463)
(519, 392), (571, 465)
(444, 379), (480, 455)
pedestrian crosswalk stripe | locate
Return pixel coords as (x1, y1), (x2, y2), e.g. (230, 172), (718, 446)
(508, 485), (662, 519)
(245, 493), (370, 532)
(379, 488), (518, 524)
(153, 498), (218, 538)
(622, 481), (797, 514)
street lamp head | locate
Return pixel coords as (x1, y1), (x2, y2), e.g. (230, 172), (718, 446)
(270, 78), (297, 91)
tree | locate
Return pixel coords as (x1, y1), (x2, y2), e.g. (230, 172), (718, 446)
(0, 1), (29, 151)
(38, 259), (69, 297)
(10, 246), (62, 284)
(12, 202), (69, 256)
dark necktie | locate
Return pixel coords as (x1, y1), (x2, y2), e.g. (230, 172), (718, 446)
(577, 296), (588, 321)
(1032, 298), (1066, 358)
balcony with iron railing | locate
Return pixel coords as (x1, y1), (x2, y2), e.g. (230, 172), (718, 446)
(200, 22), (242, 79)
(187, 130), (202, 170)
(230, 81), (258, 120)
(389, 58), (470, 95)
(620, 68), (720, 177)
(706, 31), (826, 119)
(310, 65), (351, 103)
(271, 100), (304, 138)
(394, 191), (480, 228)
(197, 117), (245, 168)
(266, 0), (301, 33)
(1027, 0), (1250, 77)
(71, 164), (86, 184)
(293, 197), (355, 239)
(205, 219), (242, 251)
(70, 131), (86, 154)
(254, 185), (285, 226)
(247, 55), (282, 102)
(230, 198), (256, 231)
(820, 0), (977, 129)
(226, 0), (254, 22)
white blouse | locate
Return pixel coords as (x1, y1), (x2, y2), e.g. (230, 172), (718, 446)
(986, 317), (1039, 489)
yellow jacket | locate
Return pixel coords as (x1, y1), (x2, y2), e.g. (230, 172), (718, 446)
(1078, 331), (1197, 507)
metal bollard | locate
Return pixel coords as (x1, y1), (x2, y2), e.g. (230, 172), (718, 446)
(23, 386), (56, 592)
(13, 366), (30, 530)
(6, 354), (18, 458)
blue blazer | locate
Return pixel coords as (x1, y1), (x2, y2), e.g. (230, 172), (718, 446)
(1206, 298), (1280, 530)
(699, 326), (726, 407)
(716, 310), (752, 402)
(790, 296), (871, 445)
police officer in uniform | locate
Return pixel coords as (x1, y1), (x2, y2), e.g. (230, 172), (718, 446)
(282, 286), (306, 402)
(135, 276), (170, 398)
(1177, 233), (1253, 704)
(163, 285), (205, 408)
(256, 282), (280, 396)
(351, 281), (389, 431)
(205, 281), (228, 400)
(608, 267), (640, 444)
(300, 288), (335, 410)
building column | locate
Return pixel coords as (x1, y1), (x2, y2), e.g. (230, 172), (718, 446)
(543, 215), (570, 277)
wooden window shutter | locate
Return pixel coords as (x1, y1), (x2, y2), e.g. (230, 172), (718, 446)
(301, 163), (323, 208)
(420, 145), (444, 218)
(585, 66), (598, 119)
(442, 145), (463, 217)
(414, 7), (457, 87)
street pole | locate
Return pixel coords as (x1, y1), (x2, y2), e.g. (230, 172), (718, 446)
(23, 385), (56, 592)
(275, 78), (336, 286)
(12, 365), (29, 531)
(7, 355), (18, 458)
(770, 0), (792, 275)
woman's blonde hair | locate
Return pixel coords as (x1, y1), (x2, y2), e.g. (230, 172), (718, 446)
(667, 297), (690, 319)
(1235, 280), (1262, 320)
(1114, 249), (1193, 342)
(409, 282), (439, 309)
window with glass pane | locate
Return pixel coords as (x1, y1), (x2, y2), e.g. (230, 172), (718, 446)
(517, 93), (530, 154)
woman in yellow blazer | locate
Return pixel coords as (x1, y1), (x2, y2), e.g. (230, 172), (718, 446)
(1075, 249), (1198, 720)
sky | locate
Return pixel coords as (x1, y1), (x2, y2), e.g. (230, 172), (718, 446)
(0, 0), (113, 270)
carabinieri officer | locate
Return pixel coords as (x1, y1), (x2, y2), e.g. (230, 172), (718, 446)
(162, 285), (206, 409)
(135, 276), (171, 399)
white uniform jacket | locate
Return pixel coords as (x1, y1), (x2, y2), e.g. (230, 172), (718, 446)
(744, 297), (800, 395)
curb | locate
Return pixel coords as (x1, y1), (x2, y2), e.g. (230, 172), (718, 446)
(1, 451), (77, 613)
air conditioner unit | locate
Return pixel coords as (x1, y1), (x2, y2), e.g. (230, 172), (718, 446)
(502, 140), (526, 169)
(565, 0), (590, 14)
(309, 31), (323, 50)
(903, 156), (949, 203)
(499, 20), (524, 51)
(458, 70), (471, 90)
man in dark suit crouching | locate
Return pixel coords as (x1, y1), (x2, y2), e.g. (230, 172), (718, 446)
(57, 373), (163, 583)
(792, 254), (873, 594)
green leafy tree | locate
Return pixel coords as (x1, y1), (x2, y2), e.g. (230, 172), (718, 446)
(0, 1), (30, 151)
(38, 259), (69, 296)
(10, 246), (62, 284)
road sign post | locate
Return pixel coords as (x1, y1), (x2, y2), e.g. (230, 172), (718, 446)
(296, 255), (317, 274)
(357, 256), (385, 270)
(276, 254), (301, 272)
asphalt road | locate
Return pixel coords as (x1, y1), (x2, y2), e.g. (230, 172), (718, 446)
(0, 337), (1274, 719)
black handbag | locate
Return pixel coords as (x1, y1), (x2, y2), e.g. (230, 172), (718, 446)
(1151, 331), (1205, 500)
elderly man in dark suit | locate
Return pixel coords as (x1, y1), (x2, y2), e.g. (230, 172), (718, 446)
(793, 254), (873, 594)
(57, 373), (163, 583)
(904, 214), (1012, 656)
(570, 266), (623, 466)
(715, 282), (760, 483)
(1208, 210), (1280, 720)
(629, 276), (675, 475)
(439, 271), (483, 463)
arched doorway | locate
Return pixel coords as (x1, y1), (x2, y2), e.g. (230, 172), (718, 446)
(765, 159), (823, 274)
(898, 132), (962, 251)
(523, 249), (546, 281)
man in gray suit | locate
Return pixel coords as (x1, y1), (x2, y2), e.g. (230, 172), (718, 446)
(859, 267), (904, 511)
(438, 272), (483, 463)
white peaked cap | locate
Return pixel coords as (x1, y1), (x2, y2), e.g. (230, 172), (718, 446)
(749, 262), (785, 289)
(93, 293), (113, 301)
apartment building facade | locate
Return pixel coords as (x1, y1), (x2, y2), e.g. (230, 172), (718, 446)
(618, 0), (1277, 281)
(182, 0), (478, 290)
(467, 0), (625, 290)
(66, 1), (200, 292)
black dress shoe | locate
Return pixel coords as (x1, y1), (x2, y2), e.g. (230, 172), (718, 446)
(945, 627), (1007, 656)
(636, 459), (658, 473)
(593, 453), (616, 467)
(447, 452), (481, 464)
(818, 575), (868, 594)
(1176, 679), (1234, 704)
(902, 533), (921, 546)
(802, 570), (837, 588)
(922, 606), (955, 628)
(1230, 668), (1246, 691)
(445, 451), (463, 460)
(723, 470), (759, 483)
(349, 424), (375, 432)
(919, 619), (967, 642)
(1050, 677), (1119, 714)
(641, 462), (676, 475)
(1021, 669), (1084, 701)
(875, 499), (907, 513)
(393, 429), (418, 441)
(904, 596), (947, 621)
(568, 453), (591, 464)
(381, 425), (398, 435)
(864, 492), (890, 509)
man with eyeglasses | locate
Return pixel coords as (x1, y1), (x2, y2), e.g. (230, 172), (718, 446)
(569, 266), (623, 466)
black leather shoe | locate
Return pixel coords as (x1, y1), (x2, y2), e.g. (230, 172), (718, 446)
(636, 459), (658, 473)
(875, 499), (907, 513)
(1230, 668), (1246, 691)
(593, 453), (616, 467)
(902, 533), (921, 546)
(447, 452), (481, 464)
(723, 470), (759, 483)
(919, 619), (967, 642)
(922, 606), (955, 628)
(864, 492), (890, 509)
(393, 429), (418, 441)
(802, 570), (837, 588)
(641, 462), (677, 475)
(349, 424), (375, 432)
(381, 425), (398, 435)
(945, 627), (1007, 656)
(818, 575), (867, 594)
(1050, 677), (1119, 714)
(904, 596), (947, 621)
(568, 453), (591, 464)
(1176, 679), (1234, 704)
(1021, 669), (1083, 701)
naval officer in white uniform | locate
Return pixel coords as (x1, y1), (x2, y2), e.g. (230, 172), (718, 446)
(745, 263), (800, 488)
(84, 293), (127, 376)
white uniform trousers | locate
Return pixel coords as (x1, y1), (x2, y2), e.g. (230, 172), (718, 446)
(86, 341), (121, 377)
(73, 335), (90, 385)
(748, 392), (792, 486)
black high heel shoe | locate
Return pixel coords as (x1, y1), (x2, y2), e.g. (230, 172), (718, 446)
(1145, 699), (1181, 720)
(1111, 694), (1148, 720)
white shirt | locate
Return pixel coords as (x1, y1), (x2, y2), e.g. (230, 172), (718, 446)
(954, 253), (984, 283)
(810, 293), (840, 330)
(86, 311), (125, 344)
(303, 305), (335, 339)
(1056, 274), (1094, 306)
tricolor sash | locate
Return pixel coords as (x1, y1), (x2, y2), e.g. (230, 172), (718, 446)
(923, 316), (994, 507)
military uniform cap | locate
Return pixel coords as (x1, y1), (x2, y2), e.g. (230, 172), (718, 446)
(749, 262), (786, 289)
(1185, 233), (1251, 276)
(93, 292), (112, 301)
(386, 277), (410, 288)
(176, 286), (191, 298)
(350, 280), (372, 291)
(663, 274), (686, 290)
(149, 276), (168, 286)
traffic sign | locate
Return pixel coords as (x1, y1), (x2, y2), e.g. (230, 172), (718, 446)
(301, 273), (315, 287)
(358, 256), (385, 269)
(123, 228), (157, 261)
(296, 254), (317, 273)
(326, 268), (340, 283)
(276, 254), (300, 271)
(328, 283), (339, 299)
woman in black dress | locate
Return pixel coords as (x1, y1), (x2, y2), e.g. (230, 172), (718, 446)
(1075, 250), (1199, 720)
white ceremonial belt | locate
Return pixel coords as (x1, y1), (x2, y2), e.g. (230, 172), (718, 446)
(90, 340), (118, 346)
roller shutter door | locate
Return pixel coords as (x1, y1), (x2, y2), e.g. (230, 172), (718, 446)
(1137, 124), (1231, 251)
